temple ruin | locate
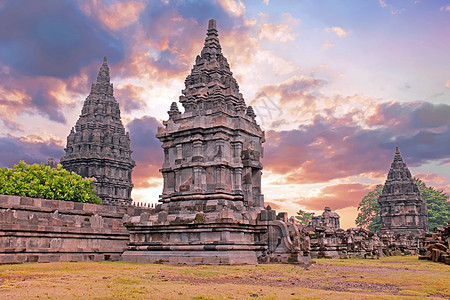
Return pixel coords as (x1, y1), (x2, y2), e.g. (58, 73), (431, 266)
(60, 58), (135, 206)
(378, 147), (428, 236)
(121, 19), (310, 265)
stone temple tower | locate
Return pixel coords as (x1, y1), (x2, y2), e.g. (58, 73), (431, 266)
(378, 147), (428, 236)
(123, 20), (313, 265)
(157, 19), (265, 210)
(60, 57), (135, 205)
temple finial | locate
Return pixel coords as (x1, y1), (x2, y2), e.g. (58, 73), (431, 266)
(96, 57), (110, 84)
(103, 56), (107, 63)
(395, 146), (400, 154)
(208, 19), (216, 30)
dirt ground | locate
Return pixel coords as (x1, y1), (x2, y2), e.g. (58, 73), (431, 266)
(0, 256), (448, 299)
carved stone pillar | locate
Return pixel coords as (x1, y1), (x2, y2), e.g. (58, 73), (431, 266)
(235, 167), (242, 192)
(193, 167), (202, 192)
(162, 173), (168, 195)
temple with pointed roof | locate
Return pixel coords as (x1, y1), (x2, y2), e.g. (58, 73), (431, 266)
(122, 20), (310, 265)
(60, 57), (135, 206)
(158, 18), (264, 208)
(378, 147), (428, 236)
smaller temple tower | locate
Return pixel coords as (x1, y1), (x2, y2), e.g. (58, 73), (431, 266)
(311, 207), (340, 229)
(378, 147), (428, 236)
(60, 57), (135, 205)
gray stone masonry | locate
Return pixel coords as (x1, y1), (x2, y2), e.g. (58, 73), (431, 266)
(122, 19), (311, 265)
(60, 57), (135, 206)
(378, 147), (428, 236)
(0, 194), (149, 264)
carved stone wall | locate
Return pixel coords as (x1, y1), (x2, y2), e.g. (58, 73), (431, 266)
(157, 19), (264, 211)
(378, 147), (428, 236)
(0, 194), (149, 264)
(60, 57), (135, 205)
(122, 20), (310, 265)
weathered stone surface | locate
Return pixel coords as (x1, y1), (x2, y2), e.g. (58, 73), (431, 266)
(378, 147), (428, 236)
(419, 222), (450, 265)
(0, 194), (150, 264)
(60, 57), (135, 206)
(311, 207), (340, 229)
(122, 19), (310, 265)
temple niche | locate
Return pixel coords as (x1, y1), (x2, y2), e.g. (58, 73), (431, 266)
(122, 20), (310, 265)
(60, 57), (135, 206)
(378, 147), (428, 236)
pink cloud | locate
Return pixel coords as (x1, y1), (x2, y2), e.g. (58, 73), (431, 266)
(295, 183), (375, 211)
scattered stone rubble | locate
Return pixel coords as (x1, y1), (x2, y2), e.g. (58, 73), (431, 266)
(302, 207), (422, 259)
(419, 222), (450, 265)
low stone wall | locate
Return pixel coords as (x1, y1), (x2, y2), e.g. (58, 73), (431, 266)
(0, 194), (147, 264)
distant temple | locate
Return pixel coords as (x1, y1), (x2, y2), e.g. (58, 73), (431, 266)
(60, 57), (135, 205)
(378, 147), (428, 236)
(311, 207), (340, 229)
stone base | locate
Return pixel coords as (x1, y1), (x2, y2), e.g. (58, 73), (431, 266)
(0, 252), (121, 264)
(121, 250), (258, 265)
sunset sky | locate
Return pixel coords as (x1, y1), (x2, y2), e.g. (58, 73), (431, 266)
(0, 0), (449, 228)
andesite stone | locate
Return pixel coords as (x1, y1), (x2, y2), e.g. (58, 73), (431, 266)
(60, 57), (135, 206)
(122, 19), (310, 265)
(378, 147), (428, 236)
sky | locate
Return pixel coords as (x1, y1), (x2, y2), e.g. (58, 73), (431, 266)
(0, 0), (449, 229)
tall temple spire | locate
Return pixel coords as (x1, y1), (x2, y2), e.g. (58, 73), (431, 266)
(61, 57), (135, 206)
(180, 19), (248, 114)
(378, 146), (428, 236)
(157, 18), (265, 209)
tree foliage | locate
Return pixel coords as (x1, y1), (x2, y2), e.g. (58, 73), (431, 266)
(0, 161), (101, 204)
(355, 184), (383, 231)
(296, 209), (315, 225)
(415, 178), (450, 230)
(356, 179), (450, 232)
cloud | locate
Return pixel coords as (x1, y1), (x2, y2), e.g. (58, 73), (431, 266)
(115, 84), (148, 113)
(446, 80), (450, 88)
(0, 75), (70, 127)
(82, 1), (146, 31)
(323, 41), (333, 49)
(258, 23), (297, 42)
(415, 172), (450, 194)
(127, 116), (164, 189)
(440, 5), (450, 11)
(0, 134), (64, 168)
(296, 183), (374, 210)
(108, 0), (248, 81)
(263, 101), (450, 184)
(218, 0), (245, 16)
(258, 75), (326, 105)
(0, 0), (124, 78)
(325, 26), (347, 37)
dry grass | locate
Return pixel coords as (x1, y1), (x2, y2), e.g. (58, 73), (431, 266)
(0, 256), (448, 299)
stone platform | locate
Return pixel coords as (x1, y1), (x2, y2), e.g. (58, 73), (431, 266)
(0, 194), (148, 264)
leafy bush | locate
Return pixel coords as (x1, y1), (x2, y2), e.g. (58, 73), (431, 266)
(0, 161), (101, 204)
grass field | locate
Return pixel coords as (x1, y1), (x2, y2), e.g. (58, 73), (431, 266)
(0, 256), (448, 299)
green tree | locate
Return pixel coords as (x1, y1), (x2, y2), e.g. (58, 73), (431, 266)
(0, 161), (101, 204)
(355, 184), (383, 231)
(296, 209), (315, 225)
(414, 178), (450, 230)
(355, 179), (450, 232)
